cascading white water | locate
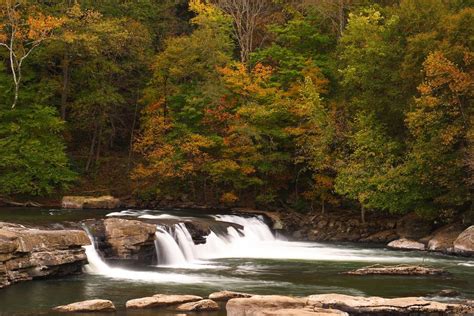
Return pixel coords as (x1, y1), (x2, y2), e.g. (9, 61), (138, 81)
(94, 210), (470, 271)
(154, 227), (187, 266)
(82, 227), (200, 283)
(175, 223), (199, 260)
(149, 214), (440, 266)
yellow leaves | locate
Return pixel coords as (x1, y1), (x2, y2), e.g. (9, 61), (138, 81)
(440, 125), (463, 146)
(189, 0), (231, 29)
(220, 192), (238, 204)
(218, 62), (276, 98)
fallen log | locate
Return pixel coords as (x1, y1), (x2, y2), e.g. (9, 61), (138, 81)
(0, 197), (42, 208)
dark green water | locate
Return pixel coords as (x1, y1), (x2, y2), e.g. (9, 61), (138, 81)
(0, 208), (473, 315)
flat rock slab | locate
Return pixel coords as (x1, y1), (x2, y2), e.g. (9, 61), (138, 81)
(260, 307), (348, 315)
(227, 295), (307, 316)
(307, 294), (474, 314)
(209, 290), (253, 301)
(126, 294), (202, 309)
(344, 265), (449, 276)
(176, 299), (220, 312)
(53, 299), (116, 312)
(388, 238), (425, 251)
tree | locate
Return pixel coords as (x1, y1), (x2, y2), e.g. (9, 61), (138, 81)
(335, 113), (401, 222)
(134, 0), (233, 200)
(399, 51), (472, 216)
(0, 1), (63, 108)
(251, 11), (334, 91)
(0, 105), (76, 195)
(216, 0), (274, 64)
(291, 77), (336, 213)
(338, 7), (405, 135)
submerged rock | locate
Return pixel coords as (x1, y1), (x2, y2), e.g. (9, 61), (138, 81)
(344, 265), (449, 276)
(307, 294), (474, 314)
(453, 226), (474, 256)
(226, 295), (307, 316)
(53, 299), (116, 313)
(209, 290), (253, 301)
(429, 289), (462, 298)
(387, 238), (425, 251)
(126, 294), (202, 309)
(176, 299), (220, 312)
(0, 222), (90, 288)
(62, 195), (121, 209)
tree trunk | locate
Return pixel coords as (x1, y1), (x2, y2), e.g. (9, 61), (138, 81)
(338, 0), (344, 36)
(361, 206), (366, 224)
(60, 53), (70, 120)
(95, 125), (102, 165)
(86, 124), (98, 172)
(127, 100), (139, 172)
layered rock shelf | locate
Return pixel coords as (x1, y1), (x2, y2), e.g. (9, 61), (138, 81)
(226, 293), (474, 315)
(62, 195), (121, 209)
(0, 222), (90, 288)
(344, 264), (449, 276)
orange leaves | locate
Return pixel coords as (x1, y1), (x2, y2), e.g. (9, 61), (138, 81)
(26, 13), (64, 41)
(421, 51), (473, 97)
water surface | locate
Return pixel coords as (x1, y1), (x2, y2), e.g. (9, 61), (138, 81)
(0, 207), (472, 315)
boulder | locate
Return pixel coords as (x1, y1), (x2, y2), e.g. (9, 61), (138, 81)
(126, 294), (202, 309)
(396, 213), (432, 239)
(209, 290), (253, 301)
(307, 294), (473, 314)
(176, 299), (220, 312)
(453, 226), (474, 256)
(53, 299), (115, 313)
(387, 238), (425, 251)
(424, 223), (465, 253)
(103, 218), (157, 260)
(0, 223), (90, 288)
(226, 295), (307, 316)
(62, 195), (121, 209)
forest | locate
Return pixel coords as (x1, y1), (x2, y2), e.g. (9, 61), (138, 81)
(0, 0), (472, 222)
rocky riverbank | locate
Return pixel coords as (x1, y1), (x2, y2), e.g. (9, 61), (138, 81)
(259, 209), (474, 257)
(53, 291), (474, 315)
(0, 222), (90, 288)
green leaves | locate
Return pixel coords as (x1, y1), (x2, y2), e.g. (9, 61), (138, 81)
(0, 106), (76, 196)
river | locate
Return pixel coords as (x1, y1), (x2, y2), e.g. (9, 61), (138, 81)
(0, 207), (473, 315)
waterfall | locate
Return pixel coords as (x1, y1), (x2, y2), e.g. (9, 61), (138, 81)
(154, 227), (187, 266)
(90, 210), (434, 273)
(150, 214), (429, 264)
(81, 227), (200, 283)
(151, 214), (279, 266)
